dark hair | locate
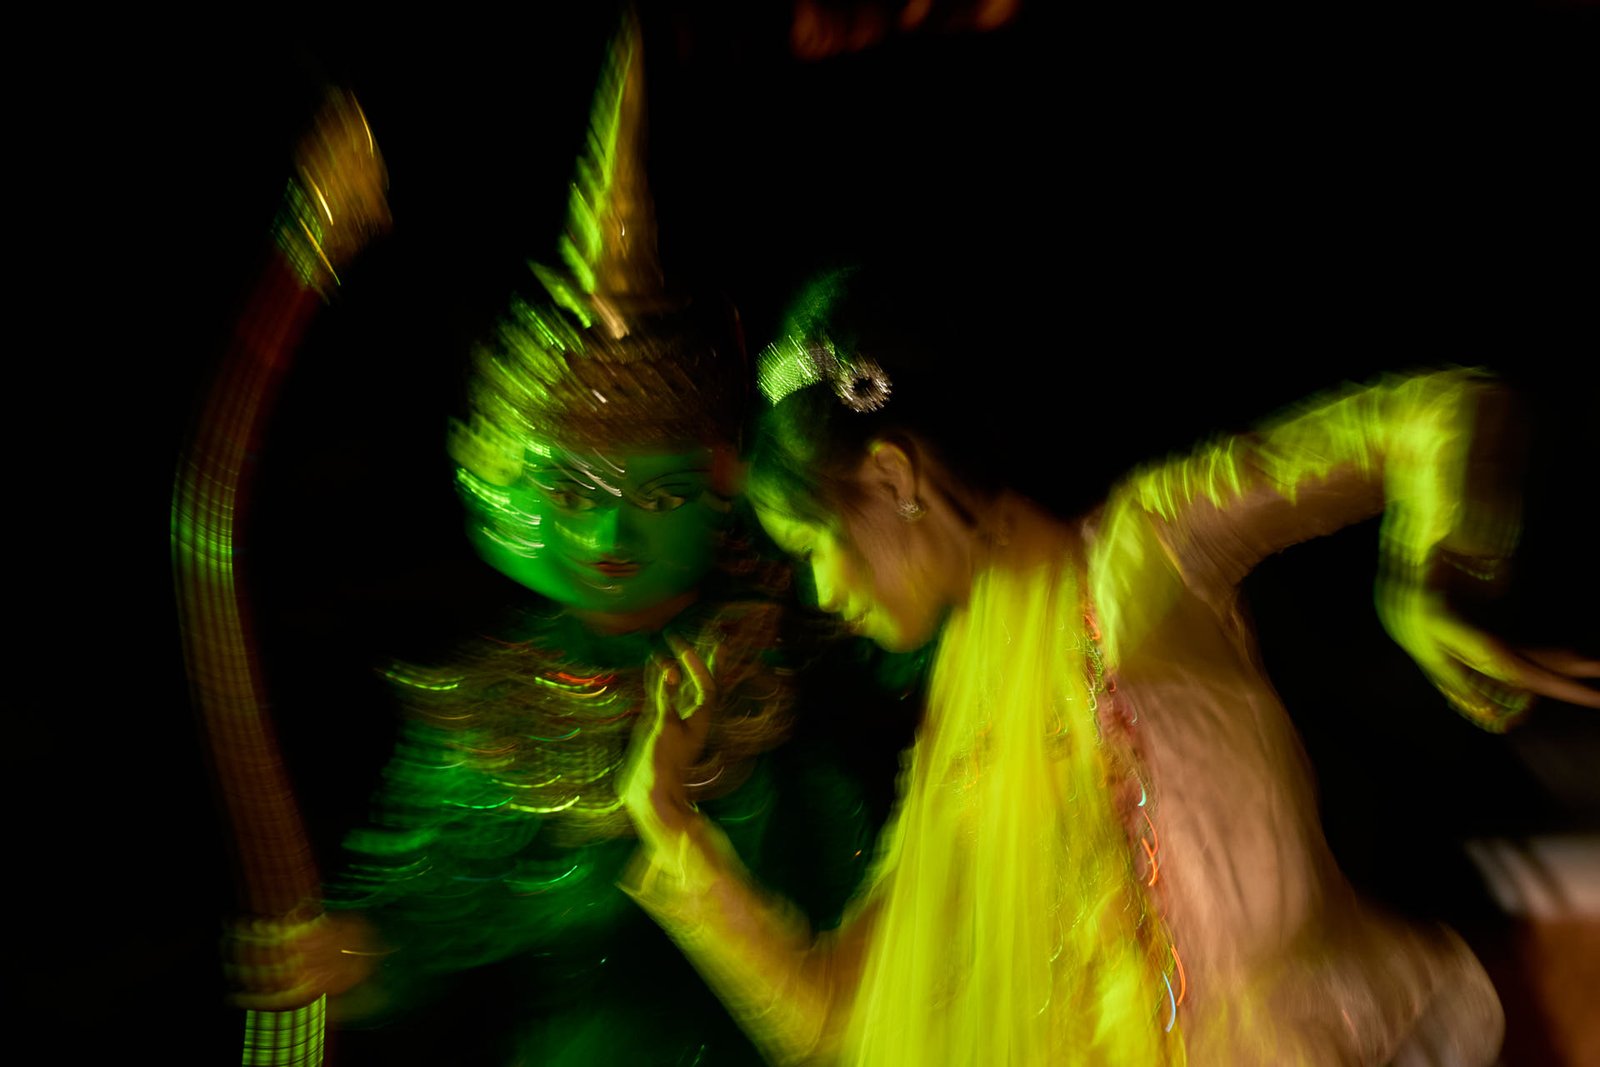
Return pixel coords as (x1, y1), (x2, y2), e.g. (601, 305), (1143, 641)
(750, 263), (1115, 525)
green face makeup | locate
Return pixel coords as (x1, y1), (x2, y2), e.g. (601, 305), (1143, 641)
(465, 443), (727, 615)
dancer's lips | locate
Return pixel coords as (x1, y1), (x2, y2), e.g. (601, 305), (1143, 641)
(591, 559), (643, 577)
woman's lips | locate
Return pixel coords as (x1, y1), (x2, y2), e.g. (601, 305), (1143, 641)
(592, 560), (642, 577)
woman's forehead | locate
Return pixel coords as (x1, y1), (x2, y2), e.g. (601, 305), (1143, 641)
(751, 488), (846, 546)
(749, 467), (841, 527)
(752, 504), (819, 546)
(525, 441), (715, 478)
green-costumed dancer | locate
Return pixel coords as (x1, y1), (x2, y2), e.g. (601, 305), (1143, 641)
(311, 15), (876, 1065)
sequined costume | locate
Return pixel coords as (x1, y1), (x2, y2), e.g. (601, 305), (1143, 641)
(313, 14), (885, 1063)
(327, 588), (886, 1064)
(624, 369), (1512, 1065)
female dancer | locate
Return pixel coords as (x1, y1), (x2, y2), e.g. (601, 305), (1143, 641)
(620, 267), (1599, 1065)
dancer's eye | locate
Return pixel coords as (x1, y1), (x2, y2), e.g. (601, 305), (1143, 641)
(542, 485), (601, 512)
(635, 489), (688, 512)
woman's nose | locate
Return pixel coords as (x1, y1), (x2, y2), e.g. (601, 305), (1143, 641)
(587, 504), (631, 557)
(812, 564), (840, 613)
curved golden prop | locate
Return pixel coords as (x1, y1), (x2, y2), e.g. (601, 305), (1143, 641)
(171, 89), (388, 1063)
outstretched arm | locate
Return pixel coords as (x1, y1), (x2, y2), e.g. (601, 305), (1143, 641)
(1101, 367), (1597, 727)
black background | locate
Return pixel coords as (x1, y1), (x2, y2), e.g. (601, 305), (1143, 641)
(30, 2), (1598, 1061)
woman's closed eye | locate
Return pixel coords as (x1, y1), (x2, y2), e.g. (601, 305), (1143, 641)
(538, 481), (605, 511)
(634, 488), (690, 512)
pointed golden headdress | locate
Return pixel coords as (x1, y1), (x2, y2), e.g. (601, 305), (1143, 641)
(454, 9), (744, 483)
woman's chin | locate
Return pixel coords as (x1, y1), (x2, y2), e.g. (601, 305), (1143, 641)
(870, 621), (939, 655)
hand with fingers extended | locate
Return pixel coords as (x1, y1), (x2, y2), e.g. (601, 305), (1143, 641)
(1381, 586), (1600, 732)
(223, 909), (384, 1013)
(621, 630), (717, 852)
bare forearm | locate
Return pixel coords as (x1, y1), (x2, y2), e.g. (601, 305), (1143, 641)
(1122, 368), (1514, 590)
(621, 815), (867, 1064)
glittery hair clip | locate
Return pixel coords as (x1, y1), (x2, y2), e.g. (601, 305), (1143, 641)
(756, 335), (892, 413)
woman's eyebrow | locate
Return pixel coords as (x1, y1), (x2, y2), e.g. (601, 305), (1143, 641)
(526, 464), (604, 485)
(637, 469), (712, 489)
(524, 471), (587, 487)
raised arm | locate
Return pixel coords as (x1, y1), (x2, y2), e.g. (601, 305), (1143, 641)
(1097, 368), (1597, 727)
(1121, 368), (1509, 588)
(177, 90), (388, 1061)
(618, 633), (877, 1064)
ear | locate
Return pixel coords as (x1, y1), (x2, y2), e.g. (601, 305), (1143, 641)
(861, 438), (919, 507)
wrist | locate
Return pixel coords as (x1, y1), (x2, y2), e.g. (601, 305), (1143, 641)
(1429, 546), (1512, 603)
(635, 782), (699, 851)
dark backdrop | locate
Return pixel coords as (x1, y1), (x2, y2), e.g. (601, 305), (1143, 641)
(33, 2), (1597, 1061)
